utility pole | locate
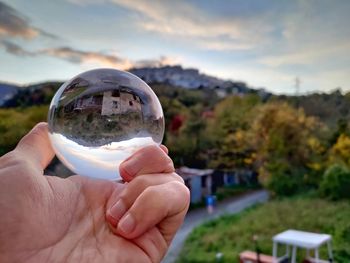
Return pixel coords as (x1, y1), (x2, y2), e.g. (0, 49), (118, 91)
(295, 77), (301, 109)
(295, 77), (300, 96)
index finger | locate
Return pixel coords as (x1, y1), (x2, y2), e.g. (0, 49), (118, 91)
(119, 145), (174, 182)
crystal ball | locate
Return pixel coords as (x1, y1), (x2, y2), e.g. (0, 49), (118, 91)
(47, 68), (164, 180)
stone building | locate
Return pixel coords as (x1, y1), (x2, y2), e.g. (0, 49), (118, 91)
(101, 90), (142, 116)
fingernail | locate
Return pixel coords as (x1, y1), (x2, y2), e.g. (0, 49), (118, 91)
(108, 200), (127, 222)
(118, 214), (135, 234)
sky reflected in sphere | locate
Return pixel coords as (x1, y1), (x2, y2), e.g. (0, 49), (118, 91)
(48, 68), (164, 180)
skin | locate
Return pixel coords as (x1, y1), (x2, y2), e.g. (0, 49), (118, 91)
(0, 123), (190, 263)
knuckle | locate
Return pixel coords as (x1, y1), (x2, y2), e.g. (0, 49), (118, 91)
(144, 185), (160, 196)
(124, 175), (152, 198)
(169, 180), (190, 199)
(144, 145), (161, 155)
(117, 189), (132, 207)
(133, 175), (152, 189)
(164, 157), (175, 172)
(171, 172), (185, 184)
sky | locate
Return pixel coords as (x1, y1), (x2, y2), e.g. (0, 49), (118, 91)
(0, 0), (349, 94)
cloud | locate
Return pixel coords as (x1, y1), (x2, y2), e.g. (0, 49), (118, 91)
(0, 1), (56, 39)
(0, 40), (178, 69)
(66, 0), (107, 5)
(69, 0), (269, 51)
(197, 39), (254, 51)
(110, 0), (262, 51)
(39, 47), (178, 68)
(257, 0), (350, 68)
(259, 41), (350, 68)
(0, 39), (34, 56)
(41, 47), (132, 68)
(282, 0), (350, 44)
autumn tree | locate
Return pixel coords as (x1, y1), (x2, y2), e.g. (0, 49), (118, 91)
(328, 133), (350, 167)
(250, 102), (325, 195)
(208, 94), (261, 170)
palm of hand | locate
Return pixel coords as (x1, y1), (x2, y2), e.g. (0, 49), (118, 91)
(0, 162), (151, 263)
(0, 123), (188, 263)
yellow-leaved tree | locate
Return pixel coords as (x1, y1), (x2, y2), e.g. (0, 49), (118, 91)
(250, 102), (326, 195)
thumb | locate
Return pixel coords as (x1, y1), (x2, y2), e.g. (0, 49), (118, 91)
(15, 122), (55, 171)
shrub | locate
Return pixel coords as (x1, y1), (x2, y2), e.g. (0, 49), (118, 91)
(319, 164), (350, 200)
(263, 161), (304, 196)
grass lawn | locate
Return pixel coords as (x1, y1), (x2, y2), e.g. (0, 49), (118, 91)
(177, 198), (350, 262)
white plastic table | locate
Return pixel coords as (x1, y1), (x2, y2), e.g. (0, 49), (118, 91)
(272, 229), (333, 263)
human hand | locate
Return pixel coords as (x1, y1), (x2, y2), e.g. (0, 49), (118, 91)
(0, 123), (189, 263)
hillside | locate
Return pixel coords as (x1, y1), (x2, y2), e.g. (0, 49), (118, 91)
(0, 83), (19, 106)
(274, 89), (350, 128)
(1, 82), (62, 108)
(1, 75), (350, 130)
(2, 66), (350, 138)
(129, 65), (262, 97)
(0, 65), (266, 108)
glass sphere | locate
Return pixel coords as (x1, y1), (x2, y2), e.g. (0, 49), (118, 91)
(48, 68), (164, 180)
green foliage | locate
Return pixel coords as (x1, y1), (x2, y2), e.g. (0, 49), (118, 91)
(329, 118), (349, 145)
(208, 94), (261, 170)
(153, 84), (218, 167)
(0, 105), (48, 155)
(177, 198), (350, 263)
(328, 133), (350, 167)
(167, 105), (215, 167)
(207, 98), (328, 196)
(275, 89), (350, 129)
(264, 161), (304, 196)
(251, 103), (325, 195)
(319, 164), (350, 200)
(152, 83), (219, 108)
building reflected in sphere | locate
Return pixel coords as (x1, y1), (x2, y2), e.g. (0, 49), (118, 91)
(48, 68), (164, 180)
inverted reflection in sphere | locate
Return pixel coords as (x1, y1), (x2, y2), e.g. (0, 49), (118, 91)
(48, 68), (164, 180)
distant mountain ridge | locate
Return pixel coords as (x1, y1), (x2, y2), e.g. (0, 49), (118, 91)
(0, 65), (270, 107)
(0, 83), (19, 106)
(0, 82), (62, 107)
(130, 65), (269, 97)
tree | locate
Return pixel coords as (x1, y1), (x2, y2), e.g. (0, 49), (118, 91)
(167, 104), (214, 168)
(208, 94), (261, 170)
(250, 102), (324, 195)
(328, 133), (350, 167)
(319, 164), (350, 200)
